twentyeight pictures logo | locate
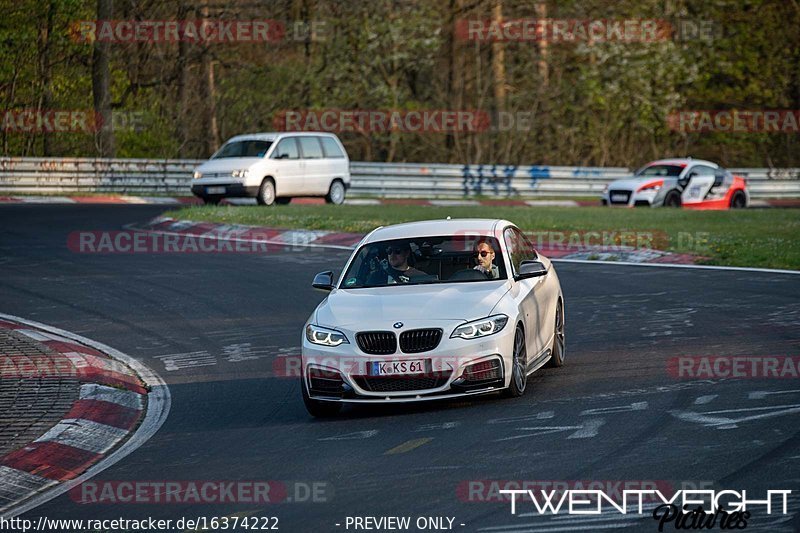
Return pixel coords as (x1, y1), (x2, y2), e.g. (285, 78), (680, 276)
(499, 489), (792, 531)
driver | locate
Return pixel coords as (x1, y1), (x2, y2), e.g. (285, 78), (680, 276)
(367, 241), (425, 285)
(473, 238), (500, 279)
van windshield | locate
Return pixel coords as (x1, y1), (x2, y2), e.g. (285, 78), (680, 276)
(212, 140), (273, 159)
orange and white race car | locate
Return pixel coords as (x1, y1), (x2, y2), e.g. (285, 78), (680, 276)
(601, 158), (749, 209)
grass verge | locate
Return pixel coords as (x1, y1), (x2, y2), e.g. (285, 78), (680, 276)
(163, 204), (800, 270)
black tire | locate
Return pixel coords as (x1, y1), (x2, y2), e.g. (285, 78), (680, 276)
(730, 191), (747, 209)
(301, 377), (342, 418)
(664, 190), (682, 208)
(325, 179), (346, 205)
(256, 179), (276, 206)
(203, 197), (221, 205)
(275, 197), (292, 205)
(503, 325), (527, 398)
(546, 300), (565, 368)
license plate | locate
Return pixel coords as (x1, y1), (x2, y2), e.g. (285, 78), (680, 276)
(611, 194), (628, 202)
(206, 186), (226, 195)
(370, 359), (428, 376)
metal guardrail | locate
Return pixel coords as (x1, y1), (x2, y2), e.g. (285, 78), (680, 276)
(1, 157), (799, 198)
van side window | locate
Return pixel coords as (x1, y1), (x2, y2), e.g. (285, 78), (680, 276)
(272, 138), (299, 159)
(320, 137), (345, 158)
(298, 137), (324, 159)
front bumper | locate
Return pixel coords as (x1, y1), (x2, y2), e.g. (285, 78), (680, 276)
(191, 181), (259, 199)
(301, 324), (514, 403)
(602, 189), (658, 207)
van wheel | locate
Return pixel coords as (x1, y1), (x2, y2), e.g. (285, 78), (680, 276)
(256, 179), (276, 206)
(275, 197), (292, 205)
(325, 180), (346, 205)
(664, 191), (682, 208)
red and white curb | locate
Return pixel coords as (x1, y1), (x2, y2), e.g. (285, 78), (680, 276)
(0, 314), (170, 518)
(128, 216), (365, 250)
(132, 217), (698, 265)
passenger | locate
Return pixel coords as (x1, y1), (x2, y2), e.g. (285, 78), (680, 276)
(367, 242), (426, 285)
(473, 239), (500, 279)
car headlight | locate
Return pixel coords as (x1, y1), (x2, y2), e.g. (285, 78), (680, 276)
(451, 314), (508, 340)
(193, 171), (203, 179)
(637, 180), (663, 193)
(306, 324), (349, 347)
(231, 169), (250, 179)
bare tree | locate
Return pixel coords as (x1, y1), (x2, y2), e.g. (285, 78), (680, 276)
(92, 0), (115, 157)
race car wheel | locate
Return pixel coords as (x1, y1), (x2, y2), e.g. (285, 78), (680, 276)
(256, 179), (276, 206)
(730, 191), (747, 208)
(503, 325), (527, 398)
(664, 191), (682, 208)
(546, 300), (565, 368)
(301, 377), (342, 418)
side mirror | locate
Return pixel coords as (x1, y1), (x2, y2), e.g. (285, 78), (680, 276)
(312, 271), (335, 291)
(515, 260), (547, 280)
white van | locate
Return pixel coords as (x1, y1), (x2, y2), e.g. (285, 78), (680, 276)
(191, 132), (350, 205)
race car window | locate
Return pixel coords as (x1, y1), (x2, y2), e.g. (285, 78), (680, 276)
(340, 236), (507, 288)
(635, 164), (684, 177)
(688, 165), (716, 177)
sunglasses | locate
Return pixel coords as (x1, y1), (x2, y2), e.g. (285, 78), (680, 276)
(474, 250), (493, 257)
(386, 247), (406, 255)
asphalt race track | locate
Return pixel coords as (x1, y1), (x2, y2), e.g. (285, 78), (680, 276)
(1, 204), (799, 532)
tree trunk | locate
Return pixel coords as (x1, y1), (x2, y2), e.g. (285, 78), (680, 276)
(490, 0), (506, 110)
(200, 3), (220, 156)
(175, 1), (190, 158)
(37, 0), (56, 155)
(535, 1), (549, 85)
(92, 0), (115, 157)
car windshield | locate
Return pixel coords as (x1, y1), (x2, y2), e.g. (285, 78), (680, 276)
(212, 140), (272, 159)
(634, 164), (684, 177)
(340, 236), (507, 289)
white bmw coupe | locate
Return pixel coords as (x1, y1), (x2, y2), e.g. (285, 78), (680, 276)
(301, 219), (565, 417)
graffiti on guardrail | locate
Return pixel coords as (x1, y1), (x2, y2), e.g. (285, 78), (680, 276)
(765, 168), (800, 180)
(461, 164), (556, 196)
(462, 165), (518, 196)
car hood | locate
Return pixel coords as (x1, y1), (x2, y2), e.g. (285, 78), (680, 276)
(315, 281), (511, 327)
(196, 157), (264, 173)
